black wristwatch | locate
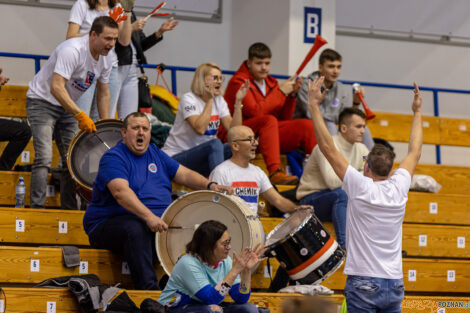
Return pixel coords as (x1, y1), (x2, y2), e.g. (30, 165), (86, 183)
(207, 181), (218, 190)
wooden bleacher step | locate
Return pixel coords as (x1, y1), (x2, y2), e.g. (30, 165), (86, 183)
(0, 227), (469, 291)
(2, 208), (470, 258)
(0, 140), (60, 169)
(0, 246), (133, 287)
(0, 85), (28, 118)
(405, 192), (470, 225)
(367, 112), (470, 147)
(253, 256), (470, 292)
(2, 288), (470, 313)
(0, 172), (60, 207)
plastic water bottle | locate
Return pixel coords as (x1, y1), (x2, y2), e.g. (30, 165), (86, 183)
(15, 177), (26, 208)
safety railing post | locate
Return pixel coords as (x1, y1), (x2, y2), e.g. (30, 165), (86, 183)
(171, 68), (177, 95)
(433, 90), (441, 164)
(35, 57), (41, 73)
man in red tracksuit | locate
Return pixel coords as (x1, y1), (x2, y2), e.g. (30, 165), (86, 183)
(224, 42), (316, 185)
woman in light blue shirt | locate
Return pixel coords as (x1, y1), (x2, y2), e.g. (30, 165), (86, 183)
(158, 220), (264, 313)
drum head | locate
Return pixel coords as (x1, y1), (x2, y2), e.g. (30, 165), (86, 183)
(265, 209), (312, 247)
(67, 119), (123, 192)
(157, 191), (264, 275)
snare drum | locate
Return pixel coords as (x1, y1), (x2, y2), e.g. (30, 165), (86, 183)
(156, 190), (265, 275)
(265, 209), (345, 285)
(67, 119), (123, 201)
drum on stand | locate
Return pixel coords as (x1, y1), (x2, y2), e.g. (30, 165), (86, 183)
(156, 190), (265, 275)
(265, 209), (345, 285)
(67, 119), (123, 201)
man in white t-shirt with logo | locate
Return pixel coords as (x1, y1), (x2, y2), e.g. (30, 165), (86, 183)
(210, 125), (308, 215)
(307, 77), (423, 313)
(26, 16), (118, 209)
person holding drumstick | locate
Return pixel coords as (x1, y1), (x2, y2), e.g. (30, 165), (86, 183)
(158, 220), (263, 313)
(83, 112), (233, 291)
(308, 77), (422, 313)
(210, 125), (309, 215)
(27, 16), (118, 210)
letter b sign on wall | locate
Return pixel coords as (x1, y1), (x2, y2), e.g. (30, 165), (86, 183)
(304, 7), (322, 43)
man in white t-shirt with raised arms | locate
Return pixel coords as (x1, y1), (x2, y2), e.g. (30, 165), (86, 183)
(26, 16), (118, 210)
(307, 76), (423, 313)
(210, 125), (308, 215)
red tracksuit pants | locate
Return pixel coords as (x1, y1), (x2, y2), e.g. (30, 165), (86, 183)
(244, 115), (317, 174)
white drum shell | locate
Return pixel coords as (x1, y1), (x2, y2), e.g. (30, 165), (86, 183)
(156, 191), (265, 275)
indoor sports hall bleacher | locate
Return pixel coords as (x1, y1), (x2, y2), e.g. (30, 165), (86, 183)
(1, 81), (470, 312)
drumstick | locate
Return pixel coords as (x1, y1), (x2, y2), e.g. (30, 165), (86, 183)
(168, 224), (199, 230)
(94, 133), (111, 150)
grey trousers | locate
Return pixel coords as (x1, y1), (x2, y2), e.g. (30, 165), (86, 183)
(26, 97), (78, 209)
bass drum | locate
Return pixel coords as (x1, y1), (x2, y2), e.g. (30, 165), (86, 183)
(265, 209), (345, 285)
(67, 119), (123, 201)
(157, 190), (265, 275)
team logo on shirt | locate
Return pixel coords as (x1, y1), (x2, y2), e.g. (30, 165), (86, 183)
(184, 105), (196, 112)
(148, 163), (157, 173)
(204, 115), (220, 136)
(330, 97), (340, 107)
(72, 71), (96, 92)
(232, 181), (259, 204)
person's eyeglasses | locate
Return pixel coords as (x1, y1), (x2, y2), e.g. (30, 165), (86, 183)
(363, 156), (371, 168)
(221, 239), (231, 248)
(211, 75), (225, 83)
(233, 137), (258, 145)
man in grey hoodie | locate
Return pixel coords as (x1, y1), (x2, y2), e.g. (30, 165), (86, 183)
(295, 49), (374, 149)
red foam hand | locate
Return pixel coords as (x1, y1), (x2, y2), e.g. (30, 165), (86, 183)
(109, 6), (127, 23)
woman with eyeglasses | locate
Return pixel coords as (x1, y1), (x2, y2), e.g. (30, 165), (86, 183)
(158, 220), (264, 313)
(162, 63), (250, 177)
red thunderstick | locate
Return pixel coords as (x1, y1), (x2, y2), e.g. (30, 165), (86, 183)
(295, 35), (328, 76)
(353, 83), (376, 120)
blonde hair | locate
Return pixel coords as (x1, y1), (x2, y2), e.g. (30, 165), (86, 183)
(190, 62), (222, 97)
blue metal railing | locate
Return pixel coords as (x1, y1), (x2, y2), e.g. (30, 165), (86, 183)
(0, 52), (49, 74)
(3, 51), (470, 164)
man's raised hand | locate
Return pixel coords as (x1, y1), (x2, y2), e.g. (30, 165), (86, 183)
(412, 82), (422, 114)
(308, 76), (328, 109)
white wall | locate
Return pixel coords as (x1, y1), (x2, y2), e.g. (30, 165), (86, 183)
(230, 0), (290, 75)
(2, 0), (470, 165)
(288, 0), (335, 76)
(336, 35), (470, 166)
(0, 1), (233, 92)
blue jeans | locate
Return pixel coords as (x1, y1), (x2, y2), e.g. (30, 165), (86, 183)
(345, 275), (405, 313)
(169, 302), (258, 313)
(299, 187), (347, 249)
(172, 139), (232, 177)
(76, 66), (121, 120)
(26, 98), (78, 209)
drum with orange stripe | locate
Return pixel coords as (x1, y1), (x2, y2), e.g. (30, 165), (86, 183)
(265, 209), (345, 284)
